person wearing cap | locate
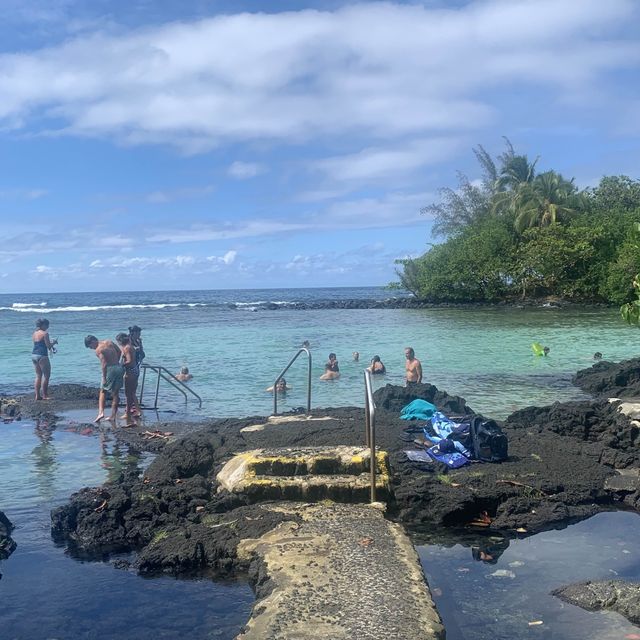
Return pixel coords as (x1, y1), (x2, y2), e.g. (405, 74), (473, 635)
(128, 325), (145, 415)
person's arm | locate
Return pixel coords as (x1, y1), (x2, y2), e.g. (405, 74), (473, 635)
(417, 361), (423, 383)
(97, 348), (108, 384)
(123, 346), (134, 367)
(43, 332), (57, 353)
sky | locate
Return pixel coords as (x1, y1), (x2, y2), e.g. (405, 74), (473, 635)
(1, 0), (639, 293)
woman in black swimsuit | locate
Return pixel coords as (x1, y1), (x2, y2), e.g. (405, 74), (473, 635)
(116, 333), (138, 425)
(31, 318), (57, 400)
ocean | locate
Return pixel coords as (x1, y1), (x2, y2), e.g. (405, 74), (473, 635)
(0, 287), (635, 418)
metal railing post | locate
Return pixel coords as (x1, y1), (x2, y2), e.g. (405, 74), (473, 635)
(364, 370), (377, 503)
(154, 369), (161, 410)
(139, 365), (147, 407)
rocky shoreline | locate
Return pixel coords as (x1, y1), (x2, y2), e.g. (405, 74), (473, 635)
(227, 296), (612, 311)
(3, 357), (640, 632)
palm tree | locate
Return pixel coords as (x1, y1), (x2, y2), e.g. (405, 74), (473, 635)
(491, 139), (539, 217)
(514, 171), (585, 233)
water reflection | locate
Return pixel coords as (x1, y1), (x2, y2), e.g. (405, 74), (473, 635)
(417, 512), (640, 640)
(31, 419), (58, 501)
(0, 421), (254, 640)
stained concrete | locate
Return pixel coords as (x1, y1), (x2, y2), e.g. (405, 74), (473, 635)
(237, 502), (444, 640)
(216, 446), (390, 503)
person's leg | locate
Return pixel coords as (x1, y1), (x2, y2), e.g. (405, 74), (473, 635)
(40, 357), (51, 399)
(33, 359), (43, 400)
(109, 387), (120, 421)
(95, 389), (106, 422)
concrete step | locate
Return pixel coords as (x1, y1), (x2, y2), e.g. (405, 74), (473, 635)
(243, 446), (382, 476)
(217, 447), (390, 503)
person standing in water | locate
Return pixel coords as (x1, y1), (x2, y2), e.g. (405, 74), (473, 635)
(85, 335), (124, 423)
(31, 318), (57, 400)
(128, 325), (145, 415)
(116, 333), (139, 426)
(404, 347), (422, 385)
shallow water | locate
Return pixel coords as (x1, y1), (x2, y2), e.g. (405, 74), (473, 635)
(418, 512), (640, 640)
(0, 420), (254, 640)
(0, 288), (636, 419)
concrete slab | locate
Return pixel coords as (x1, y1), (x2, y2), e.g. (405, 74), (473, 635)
(237, 503), (444, 640)
(240, 415), (337, 433)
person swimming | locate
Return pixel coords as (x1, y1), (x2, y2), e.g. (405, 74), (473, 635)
(367, 355), (386, 375)
(175, 367), (193, 382)
(320, 353), (340, 380)
(266, 378), (290, 393)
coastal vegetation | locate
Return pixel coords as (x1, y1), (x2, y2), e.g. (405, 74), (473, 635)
(396, 140), (640, 304)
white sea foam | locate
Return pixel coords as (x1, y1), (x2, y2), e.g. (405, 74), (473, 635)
(12, 302), (47, 308)
(0, 303), (190, 313)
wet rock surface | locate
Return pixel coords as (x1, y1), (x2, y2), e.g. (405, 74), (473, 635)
(13, 383), (99, 420)
(573, 357), (640, 398)
(0, 510), (16, 562)
(49, 381), (638, 567)
(552, 580), (640, 626)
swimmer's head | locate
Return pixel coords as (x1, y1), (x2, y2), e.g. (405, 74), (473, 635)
(328, 353), (336, 360)
(371, 355), (381, 363)
(594, 352), (603, 359)
(352, 351), (359, 360)
(543, 346), (550, 355)
(180, 367), (189, 375)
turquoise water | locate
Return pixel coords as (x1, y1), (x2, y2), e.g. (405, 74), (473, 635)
(0, 419), (254, 639)
(0, 288), (636, 419)
(418, 512), (640, 639)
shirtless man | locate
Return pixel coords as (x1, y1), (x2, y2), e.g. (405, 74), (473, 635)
(85, 335), (124, 423)
(404, 347), (422, 385)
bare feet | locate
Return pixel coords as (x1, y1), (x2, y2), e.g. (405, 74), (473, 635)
(107, 414), (117, 422)
(94, 413), (105, 423)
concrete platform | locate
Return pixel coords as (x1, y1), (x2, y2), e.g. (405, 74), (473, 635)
(216, 447), (390, 503)
(237, 502), (444, 640)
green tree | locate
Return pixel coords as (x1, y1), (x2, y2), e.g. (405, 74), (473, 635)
(513, 171), (585, 233)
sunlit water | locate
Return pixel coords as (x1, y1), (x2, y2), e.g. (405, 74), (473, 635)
(418, 512), (640, 640)
(0, 288), (637, 419)
(0, 420), (253, 640)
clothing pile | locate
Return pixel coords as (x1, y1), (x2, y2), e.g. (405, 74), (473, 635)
(400, 399), (508, 469)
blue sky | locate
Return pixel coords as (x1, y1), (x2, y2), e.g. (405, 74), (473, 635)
(1, 0), (639, 292)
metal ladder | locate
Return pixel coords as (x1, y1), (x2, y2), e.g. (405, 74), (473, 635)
(272, 347), (312, 416)
(138, 363), (202, 410)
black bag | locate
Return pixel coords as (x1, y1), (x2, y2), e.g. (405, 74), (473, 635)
(469, 417), (508, 462)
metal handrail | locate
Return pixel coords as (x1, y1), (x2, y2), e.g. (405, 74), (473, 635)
(364, 369), (377, 503)
(138, 363), (202, 409)
(273, 348), (312, 416)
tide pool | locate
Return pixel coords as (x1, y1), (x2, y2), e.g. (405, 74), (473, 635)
(0, 419), (254, 639)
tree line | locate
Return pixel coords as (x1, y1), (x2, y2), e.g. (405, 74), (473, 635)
(395, 140), (640, 305)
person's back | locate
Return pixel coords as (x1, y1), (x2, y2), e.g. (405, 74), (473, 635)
(97, 340), (121, 365)
(368, 355), (386, 375)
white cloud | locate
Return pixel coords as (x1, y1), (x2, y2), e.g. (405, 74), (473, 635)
(0, 1), (636, 151)
(314, 137), (464, 184)
(228, 161), (265, 179)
